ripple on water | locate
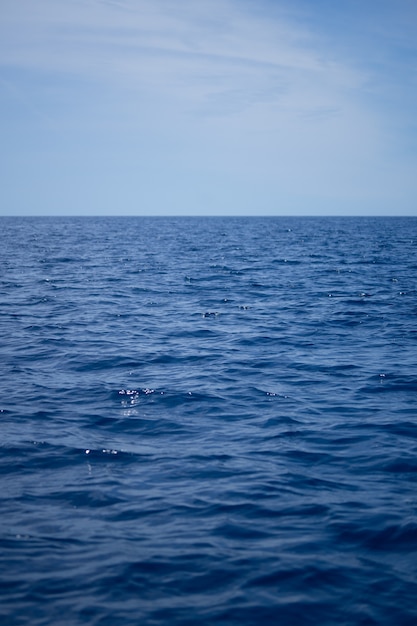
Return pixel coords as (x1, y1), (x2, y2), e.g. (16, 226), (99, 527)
(1, 216), (417, 626)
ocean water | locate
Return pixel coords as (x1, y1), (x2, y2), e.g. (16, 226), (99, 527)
(1, 216), (417, 626)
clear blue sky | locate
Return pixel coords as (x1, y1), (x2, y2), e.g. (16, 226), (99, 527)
(1, 0), (416, 215)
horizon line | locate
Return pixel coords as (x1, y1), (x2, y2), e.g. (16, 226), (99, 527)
(1, 214), (416, 218)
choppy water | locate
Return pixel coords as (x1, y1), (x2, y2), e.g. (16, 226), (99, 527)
(1, 216), (417, 626)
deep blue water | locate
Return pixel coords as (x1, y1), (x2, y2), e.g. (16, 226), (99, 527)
(1, 216), (417, 626)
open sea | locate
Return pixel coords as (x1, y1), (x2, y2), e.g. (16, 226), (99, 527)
(1, 215), (417, 626)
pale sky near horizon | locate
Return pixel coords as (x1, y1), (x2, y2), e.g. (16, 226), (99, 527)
(1, 0), (416, 216)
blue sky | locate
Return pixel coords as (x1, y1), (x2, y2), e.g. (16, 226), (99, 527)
(1, 0), (416, 215)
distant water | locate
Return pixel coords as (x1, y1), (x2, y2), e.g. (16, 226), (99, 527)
(1, 216), (417, 626)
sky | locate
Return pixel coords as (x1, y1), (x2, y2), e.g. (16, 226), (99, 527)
(1, 0), (416, 216)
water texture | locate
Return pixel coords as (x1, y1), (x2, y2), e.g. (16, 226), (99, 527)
(1, 216), (417, 625)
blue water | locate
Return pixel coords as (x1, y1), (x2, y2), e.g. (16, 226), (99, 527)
(1, 216), (417, 626)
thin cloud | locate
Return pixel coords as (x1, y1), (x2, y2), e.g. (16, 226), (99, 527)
(0, 0), (364, 121)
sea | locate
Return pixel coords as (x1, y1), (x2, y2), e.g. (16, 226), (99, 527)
(1, 216), (417, 626)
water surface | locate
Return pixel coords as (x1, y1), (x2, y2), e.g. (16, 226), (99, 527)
(1, 216), (417, 625)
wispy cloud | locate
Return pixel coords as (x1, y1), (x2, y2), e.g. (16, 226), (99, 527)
(0, 0), (364, 120)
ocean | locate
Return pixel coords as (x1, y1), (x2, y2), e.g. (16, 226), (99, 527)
(1, 216), (417, 625)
